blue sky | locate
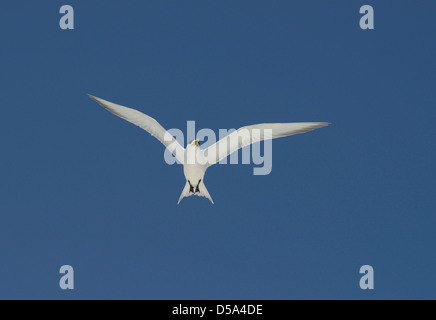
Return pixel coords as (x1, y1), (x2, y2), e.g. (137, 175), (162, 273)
(0, 1), (435, 299)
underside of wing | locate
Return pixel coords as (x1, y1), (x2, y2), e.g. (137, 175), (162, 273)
(203, 122), (330, 166)
(89, 95), (185, 163)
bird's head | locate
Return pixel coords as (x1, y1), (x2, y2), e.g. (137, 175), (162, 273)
(190, 139), (200, 148)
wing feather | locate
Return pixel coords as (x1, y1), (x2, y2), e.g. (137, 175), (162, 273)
(203, 122), (329, 166)
(89, 95), (185, 163)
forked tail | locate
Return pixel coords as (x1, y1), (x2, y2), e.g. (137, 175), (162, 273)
(178, 180), (214, 205)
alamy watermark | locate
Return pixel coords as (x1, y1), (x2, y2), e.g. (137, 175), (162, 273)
(59, 5), (74, 30)
(162, 121), (273, 176)
(59, 265), (74, 290)
(59, 4), (375, 31)
(360, 265), (375, 290)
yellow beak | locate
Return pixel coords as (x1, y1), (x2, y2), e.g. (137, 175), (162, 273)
(194, 140), (199, 147)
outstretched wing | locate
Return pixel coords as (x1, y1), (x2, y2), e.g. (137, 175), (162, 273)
(89, 95), (185, 164)
(202, 122), (329, 166)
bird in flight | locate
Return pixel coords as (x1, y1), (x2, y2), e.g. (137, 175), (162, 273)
(89, 95), (329, 204)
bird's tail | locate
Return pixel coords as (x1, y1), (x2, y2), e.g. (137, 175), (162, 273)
(177, 182), (191, 205)
(198, 180), (214, 204)
(178, 180), (214, 205)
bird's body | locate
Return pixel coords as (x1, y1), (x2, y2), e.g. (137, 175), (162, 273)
(89, 95), (329, 204)
(181, 143), (212, 203)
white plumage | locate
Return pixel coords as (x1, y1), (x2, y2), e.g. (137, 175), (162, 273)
(89, 95), (329, 204)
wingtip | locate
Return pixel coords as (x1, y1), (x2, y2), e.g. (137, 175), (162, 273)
(87, 94), (98, 101)
(318, 122), (331, 128)
(88, 94), (106, 107)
